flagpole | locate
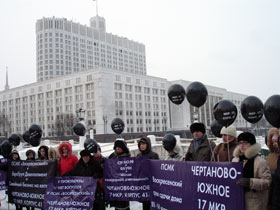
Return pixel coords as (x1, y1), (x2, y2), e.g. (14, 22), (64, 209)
(96, 0), (99, 16)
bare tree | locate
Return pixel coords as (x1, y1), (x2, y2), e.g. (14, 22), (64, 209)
(54, 113), (77, 137)
(0, 112), (10, 137)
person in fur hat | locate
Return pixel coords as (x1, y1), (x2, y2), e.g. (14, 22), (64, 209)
(233, 132), (271, 210)
(108, 139), (130, 210)
(185, 122), (215, 161)
(37, 145), (49, 160)
(266, 128), (280, 210)
(163, 133), (184, 161)
(211, 125), (238, 162)
(48, 147), (60, 161)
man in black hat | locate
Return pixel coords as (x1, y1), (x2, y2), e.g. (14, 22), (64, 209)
(185, 122), (215, 161)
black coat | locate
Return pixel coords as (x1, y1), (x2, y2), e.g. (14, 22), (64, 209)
(271, 171), (280, 210)
(137, 137), (159, 160)
(65, 157), (103, 179)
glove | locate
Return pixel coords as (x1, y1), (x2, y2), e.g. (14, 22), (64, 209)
(237, 178), (250, 188)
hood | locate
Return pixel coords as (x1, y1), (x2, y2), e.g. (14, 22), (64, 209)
(58, 142), (72, 157)
(26, 149), (36, 160)
(267, 128), (279, 153)
(138, 137), (152, 154)
(48, 147), (59, 160)
(38, 145), (49, 159)
(114, 139), (129, 155)
(233, 143), (261, 159)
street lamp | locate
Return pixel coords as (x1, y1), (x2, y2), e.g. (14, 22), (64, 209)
(103, 115), (108, 134)
(163, 117), (167, 131)
(77, 108), (86, 121)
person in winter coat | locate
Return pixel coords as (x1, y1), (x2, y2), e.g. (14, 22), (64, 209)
(233, 132), (271, 210)
(91, 145), (106, 210)
(37, 145), (49, 160)
(26, 149), (36, 160)
(137, 137), (159, 210)
(48, 147), (60, 161)
(137, 137), (159, 160)
(185, 122), (215, 161)
(212, 125), (238, 162)
(266, 128), (280, 210)
(11, 150), (20, 161)
(58, 142), (78, 176)
(163, 133), (184, 161)
(108, 139), (130, 210)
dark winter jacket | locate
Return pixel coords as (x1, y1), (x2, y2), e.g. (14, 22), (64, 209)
(65, 156), (103, 178)
(185, 135), (216, 162)
(37, 145), (49, 160)
(58, 143), (78, 175)
(233, 143), (271, 210)
(108, 150), (130, 209)
(137, 137), (159, 160)
(211, 139), (238, 162)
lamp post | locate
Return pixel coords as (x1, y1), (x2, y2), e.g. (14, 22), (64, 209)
(76, 108), (86, 121)
(163, 117), (167, 131)
(103, 115), (107, 134)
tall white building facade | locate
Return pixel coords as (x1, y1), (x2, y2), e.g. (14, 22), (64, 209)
(0, 67), (248, 137)
(0, 68), (168, 137)
(36, 16), (146, 81)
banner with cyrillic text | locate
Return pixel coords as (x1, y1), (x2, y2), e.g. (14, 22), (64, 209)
(7, 160), (56, 208)
(0, 158), (8, 190)
(44, 176), (97, 210)
(104, 157), (150, 201)
(149, 160), (244, 210)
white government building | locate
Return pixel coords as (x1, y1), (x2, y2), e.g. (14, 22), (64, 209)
(0, 16), (248, 137)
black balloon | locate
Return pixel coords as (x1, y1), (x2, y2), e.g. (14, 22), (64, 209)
(73, 122), (86, 136)
(84, 138), (98, 153)
(168, 84), (186, 105)
(241, 96), (263, 124)
(186, 81), (208, 108)
(111, 118), (125, 135)
(210, 120), (223, 138)
(29, 124), (42, 147)
(8, 133), (21, 146)
(264, 95), (280, 128)
(1, 140), (12, 158)
(22, 130), (30, 143)
(213, 100), (237, 126)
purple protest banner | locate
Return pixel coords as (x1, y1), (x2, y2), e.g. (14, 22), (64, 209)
(104, 157), (150, 201)
(0, 171), (7, 190)
(149, 160), (245, 210)
(44, 176), (97, 210)
(0, 158), (8, 190)
(8, 160), (56, 208)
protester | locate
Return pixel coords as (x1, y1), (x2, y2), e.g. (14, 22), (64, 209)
(266, 128), (280, 210)
(11, 150), (20, 161)
(162, 133), (184, 161)
(37, 145), (49, 160)
(185, 122), (215, 161)
(48, 147), (60, 161)
(211, 125), (238, 162)
(108, 139), (130, 210)
(137, 137), (159, 210)
(58, 142), (78, 176)
(26, 149), (36, 161)
(91, 145), (107, 210)
(137, 137), (159, 160)
(233, 132), (271, 210)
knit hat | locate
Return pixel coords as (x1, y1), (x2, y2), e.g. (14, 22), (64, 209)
(114, 139), (129, 154)
(220, 125), (237, 138)
(80, 149), (91, 157)
(237, 132), (256, 145)
(190, 123), (206, 134)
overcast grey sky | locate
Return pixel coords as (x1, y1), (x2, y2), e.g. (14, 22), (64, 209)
(0, 0), (279, 102)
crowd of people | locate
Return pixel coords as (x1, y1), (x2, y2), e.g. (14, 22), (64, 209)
(2, 122), (280, 210)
